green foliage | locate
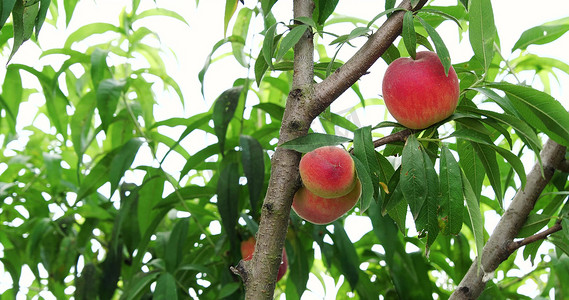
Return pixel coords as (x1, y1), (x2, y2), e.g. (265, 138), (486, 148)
(1, 0), (569, 299)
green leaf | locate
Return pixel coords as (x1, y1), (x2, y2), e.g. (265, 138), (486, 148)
(487, 82), (569, 147)
(332, 222), (359, 289)
(90, 48), (109, 89)
(109, 138), (143, 195)
(1, 65), (22, 133)
(275, 25), (308, 62)
(288, 230), (312, 297)
(97, 78), (126, 132)
(64, 0), (79, 26)
(512, 17), (569, 51)
(64, 23), (123, 48)
(165, 218), (189, 273)
(75, 263), (99, 300)
(401, 135), (427, 219)
(180, 144), (219, 179)
(137, 171), (166, 236)
(468, 0), (496, 72)
(352, 156), (373, 214)
(367, 7), (405, 28)
(439, 145), (463, 235)
(213, 86), (243, 154)
(8, 0), (39, 61)
(457, 139), (485, 199)
(415, 150), (440, 254)
(0, 0), (16, 29)
(132, 8), (189, 26)
(381, 43), (401, 65)
(319, 112), (359, 132)
(153, 112), (211, 156)
(121, 272), (159, 300)
(77, 148), (119, 200)
(462, 170), (484, 267)
(471, 142), (503, 205)
(517, 214), (550, 238)
(562, 219), (569, 241)
(35, 0), (51, 39)
(459, 105), (542, 154)
(262, 23), (278, 68)
(154, 273), (178, 300)
(43, 153), (62, 188)
(313, 0), (339, 25)
(217, 163), (240, 247)
(218, 282), (241, 298)
(240, 135), (265, 215)
(452, 127), (526, 191)
(294, 16), (317, 29)
(253, 102), (285, 121)
(223, 0), (239, 37)
(279, 133), (351, 153)
(155, 185), (217, 210)
(254, 49), (269, 85)
(198, 36), (245, 95)
(402, 11), (416, 59)
(416, 16), (452, 75)
(352, 126), (381, 210)
(261, 0), (277, 14)
(231, 7), (253, 67)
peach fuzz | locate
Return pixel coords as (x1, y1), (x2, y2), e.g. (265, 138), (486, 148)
(292, 179), (362, 225)
(298, 146), (356, 198)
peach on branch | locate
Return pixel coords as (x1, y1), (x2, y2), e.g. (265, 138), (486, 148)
(298, 146), (356, 198)
(292, 179), (362, 225)
(382, 51), (459, 129)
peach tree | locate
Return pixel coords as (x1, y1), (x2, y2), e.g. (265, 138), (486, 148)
(0, 0), (569, 299)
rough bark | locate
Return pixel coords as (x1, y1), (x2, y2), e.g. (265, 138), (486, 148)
(233, 0), (428, 299)
(450, 139), (567, 300)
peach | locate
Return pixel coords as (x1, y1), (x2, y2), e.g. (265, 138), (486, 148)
(382, 51), (459, 129)
(298, 146), (356, 198)
(292, 179), (362, 225)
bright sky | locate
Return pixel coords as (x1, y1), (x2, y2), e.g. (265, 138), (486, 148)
(2, 0), (569, 299)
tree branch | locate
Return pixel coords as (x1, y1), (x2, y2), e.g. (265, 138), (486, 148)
(241, 0), (314, 299)
(349, 128), (413, 154)
(558, 159), (569, 173)
(506, 221), (563, 253)
(450, 139), (567, 300)
(238, 1), (428, 299)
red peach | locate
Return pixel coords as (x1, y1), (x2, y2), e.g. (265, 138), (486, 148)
(299, 146), (356, 198)
(292, 179), (362, 225)
(382, 51), (459, 129)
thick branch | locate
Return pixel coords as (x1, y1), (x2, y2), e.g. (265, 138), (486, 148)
(506, 221), (563, 253)
(310, 0), (428, 118)
(241, 0), (314, 299)
(239, 1), (429, 298)
(450, 139), (567, 300)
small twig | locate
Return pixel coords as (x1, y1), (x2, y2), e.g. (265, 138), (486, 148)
(558, 159), (569, 173)
(230, 261), (248, 283)
(372, 128), (413, 148)
(507, 221), (563, 254)
(349, 128), (413, 154)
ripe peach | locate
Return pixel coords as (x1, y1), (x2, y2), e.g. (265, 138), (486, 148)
(292, 179), (362, 225)
(382, 51), (459, 129)
(298, 146), (356, 198)
(240, 237), (288, 282)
